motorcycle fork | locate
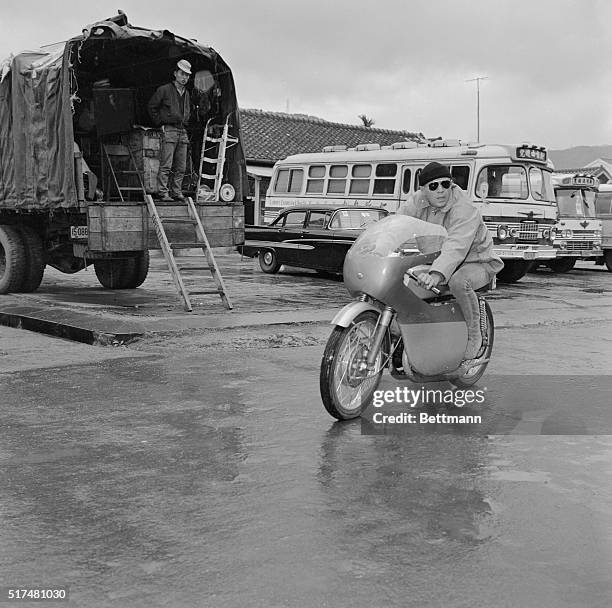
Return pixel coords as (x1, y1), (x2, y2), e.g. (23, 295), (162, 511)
(366, 306), (394, 368)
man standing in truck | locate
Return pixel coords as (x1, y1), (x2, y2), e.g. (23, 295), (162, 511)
(148, 59), (192, 202)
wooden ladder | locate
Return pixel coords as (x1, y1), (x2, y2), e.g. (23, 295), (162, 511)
(196, 116), (239, 202)
(145, 194), (232, 312)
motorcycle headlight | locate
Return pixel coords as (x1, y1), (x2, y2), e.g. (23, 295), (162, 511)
(497, 225), (509, 240)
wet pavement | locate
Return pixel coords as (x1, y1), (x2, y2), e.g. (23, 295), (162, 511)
(1, 257), (612, 606)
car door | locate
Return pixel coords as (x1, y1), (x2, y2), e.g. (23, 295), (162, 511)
(298, 210), (334, 270)
(275, 209), (308, 265)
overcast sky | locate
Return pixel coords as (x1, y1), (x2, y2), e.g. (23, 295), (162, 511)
(1, 0), (610, 149)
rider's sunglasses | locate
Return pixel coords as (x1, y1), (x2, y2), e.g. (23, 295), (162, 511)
(427, 179), (452, 191)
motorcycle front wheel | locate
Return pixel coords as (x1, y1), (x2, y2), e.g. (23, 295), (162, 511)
(319, 311), (390, 420)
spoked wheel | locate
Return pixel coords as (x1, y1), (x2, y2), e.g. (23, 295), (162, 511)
(451, 300), (494, 388)
(320, 311), (390, 420)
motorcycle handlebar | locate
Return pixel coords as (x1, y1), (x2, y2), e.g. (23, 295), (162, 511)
(405, 269), (442, 295)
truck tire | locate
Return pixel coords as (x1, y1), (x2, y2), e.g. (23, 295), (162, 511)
(0, 225), (27, 294)
(17, 226), (45, 292)
(94, 259), (131, 289)
(94, 252), (150, 289)
(496, 260), (530, 284)
(121, 251), (150, 288)
(604, 250), (612, 272)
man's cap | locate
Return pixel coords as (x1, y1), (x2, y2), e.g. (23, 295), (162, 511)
(176, 59), (192, 75)
(419, 162), (452, 187)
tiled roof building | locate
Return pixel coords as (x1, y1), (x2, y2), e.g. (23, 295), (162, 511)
(239, 108), (425, 165)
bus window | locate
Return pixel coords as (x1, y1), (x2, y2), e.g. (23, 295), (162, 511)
(275, 168), (304, 194)
(373, 163), (397, 195)
(529, 167), (555, 202)
(327, 165), (348, 194)
(451, 165), (470, 190)
(401, 168), (412, 194)
(595, 192), (612, 215)
(584, 190), (597, 217)
(556, 190), (584, 217)
(349, 164), (371, 195)
(476, 165), (528, 199)
(306, 165), (325, 194)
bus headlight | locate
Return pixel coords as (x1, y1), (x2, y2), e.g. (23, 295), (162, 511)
(497, 225), (509, 240)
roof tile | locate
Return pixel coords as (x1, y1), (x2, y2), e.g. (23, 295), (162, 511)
(239, 108), (424, 163)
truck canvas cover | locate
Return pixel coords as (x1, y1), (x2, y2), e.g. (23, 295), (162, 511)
(0, 12), (246, 210)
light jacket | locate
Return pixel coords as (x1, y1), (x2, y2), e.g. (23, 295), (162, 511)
(398, 185), (504, 282)
(148, 82), (191, 128)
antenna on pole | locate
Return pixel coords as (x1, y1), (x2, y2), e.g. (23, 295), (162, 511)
(465, 76), (489, 142)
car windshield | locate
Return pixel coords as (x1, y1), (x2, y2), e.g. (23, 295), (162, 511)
(329, 208), (387, 229)
(556, 189), (596, 218)
(350, 215), (448, 258)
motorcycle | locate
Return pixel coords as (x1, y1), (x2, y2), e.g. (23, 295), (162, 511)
(319, 215), (495, 420)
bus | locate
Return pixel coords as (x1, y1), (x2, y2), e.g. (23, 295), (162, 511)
(541, 173), (602, 273)
(595, 184), (612, 271)
(263, 140), (558, 283)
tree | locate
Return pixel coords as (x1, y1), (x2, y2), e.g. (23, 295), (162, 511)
(358, 114), (375, 128)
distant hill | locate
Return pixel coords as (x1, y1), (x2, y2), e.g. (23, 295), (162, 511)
(548, 145), (612, 170)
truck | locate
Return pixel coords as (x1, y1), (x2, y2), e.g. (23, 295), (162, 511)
(0, 11), (246, 294)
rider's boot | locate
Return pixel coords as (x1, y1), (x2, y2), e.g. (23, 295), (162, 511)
(462, 289), (482, 360)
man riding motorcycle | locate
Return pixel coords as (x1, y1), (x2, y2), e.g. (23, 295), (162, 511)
(399, 162), (504, 361)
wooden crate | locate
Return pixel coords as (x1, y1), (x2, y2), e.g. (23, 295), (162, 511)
(87, 202), (244, 251)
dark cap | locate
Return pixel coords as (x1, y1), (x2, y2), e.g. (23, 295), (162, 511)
(419, 162), (452, 187)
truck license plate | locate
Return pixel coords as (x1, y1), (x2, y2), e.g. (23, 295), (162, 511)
(70, 225), (88, 239)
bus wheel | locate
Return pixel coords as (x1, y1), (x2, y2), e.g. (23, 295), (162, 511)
(496, 260), (530, 284)
(604, 250), (612, 272)
(259, 249), (281, 274)
(547, 258), (576, 273)
(17, 226), (46, 292)
(0, 225), (27, 294)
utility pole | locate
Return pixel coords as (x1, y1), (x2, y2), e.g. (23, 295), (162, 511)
(465, 76), (488, 142)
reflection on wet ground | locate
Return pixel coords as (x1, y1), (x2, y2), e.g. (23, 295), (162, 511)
(1, 346), (611, 607)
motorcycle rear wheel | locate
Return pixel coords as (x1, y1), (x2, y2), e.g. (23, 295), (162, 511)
(451, 300), (494, 388)
(320, 311), (389, 420)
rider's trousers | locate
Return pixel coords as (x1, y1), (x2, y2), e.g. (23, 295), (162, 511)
(447, 263), (491, 359)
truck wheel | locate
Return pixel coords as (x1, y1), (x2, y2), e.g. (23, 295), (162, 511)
(0, 225), (27, 294)
(604, 250), (612, 272)
(496, 260), (530, 284)
(17, 226), (45, 292)
(547, 258), (576, 273)
(94, 252), (150, 289)
(94, 259), (131, 289)
(121, 251), (150, 288)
